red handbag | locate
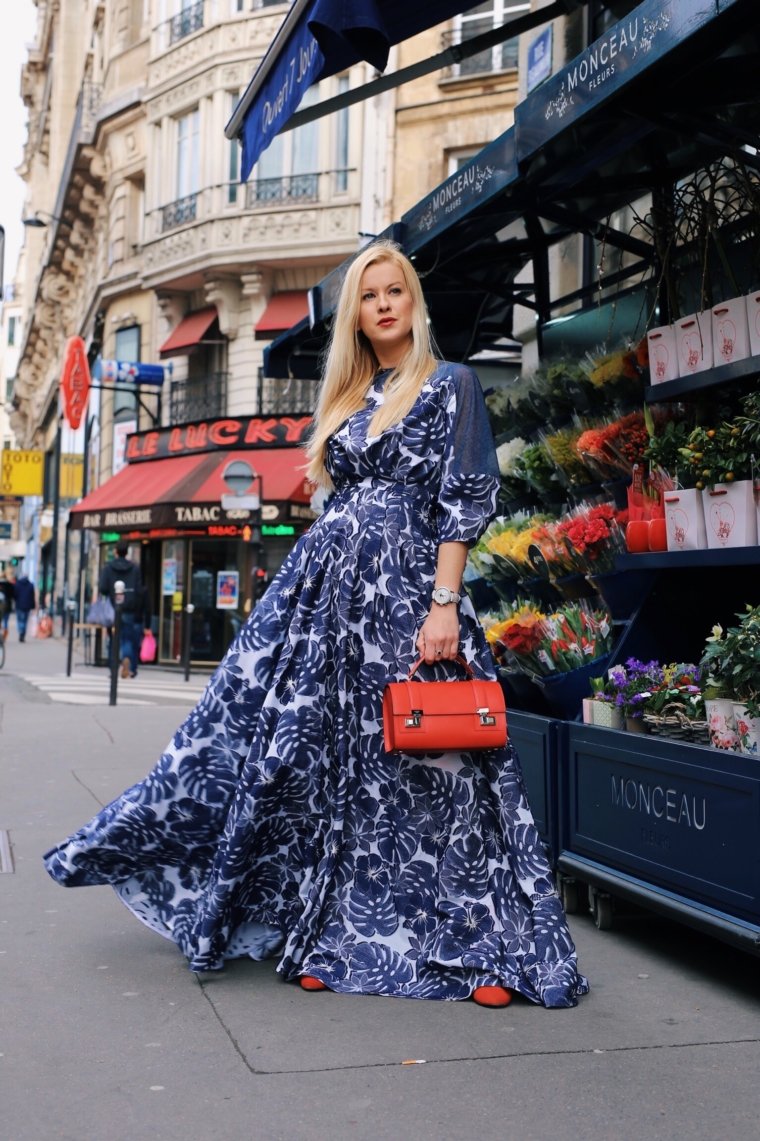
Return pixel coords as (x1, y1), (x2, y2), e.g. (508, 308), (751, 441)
(383, 655), (507, 755)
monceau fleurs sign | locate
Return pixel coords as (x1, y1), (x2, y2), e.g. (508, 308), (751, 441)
(516, 0), (717, 160)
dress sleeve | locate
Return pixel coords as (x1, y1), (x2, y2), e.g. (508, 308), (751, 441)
(437, 364), (500, 545)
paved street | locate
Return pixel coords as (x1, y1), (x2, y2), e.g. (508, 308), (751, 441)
(1, 628), (759, 1141)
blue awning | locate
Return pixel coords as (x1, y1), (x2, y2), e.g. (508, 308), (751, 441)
(228, 0), (507, 182)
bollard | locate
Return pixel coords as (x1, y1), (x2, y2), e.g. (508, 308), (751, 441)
(65, 600), (77, 677)
(109, 580), (125, 707)
(183, 603), (195, 682)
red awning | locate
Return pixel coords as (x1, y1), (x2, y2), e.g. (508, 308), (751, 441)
(69, 449), (313, 531)
(255, 292), (309, 340)
(159, 307), (218, 359)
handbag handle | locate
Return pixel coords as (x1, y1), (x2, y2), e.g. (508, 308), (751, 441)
(407, 654), (475, 681)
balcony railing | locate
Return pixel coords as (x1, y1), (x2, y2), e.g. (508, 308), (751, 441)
(168, 1), (204, 45)
(258, 376), (319, 416)
(441, 25), (520, 78)
(169, 372), (228, 425)
(162, 193), (198, 232)
(246, 173), (320, 207)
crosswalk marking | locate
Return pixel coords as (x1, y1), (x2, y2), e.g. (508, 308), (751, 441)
(21, 673), (208, 706)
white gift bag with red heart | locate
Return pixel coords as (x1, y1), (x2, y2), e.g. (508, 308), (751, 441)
(664, 489), (707, 551)
(675, 312), (713, 377)
(647, 325), (679, 384)
(711, 299), (750, 367)
(702, 481), (758, 548)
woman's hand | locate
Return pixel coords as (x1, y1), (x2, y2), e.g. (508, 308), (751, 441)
(416, 603), (461, 664)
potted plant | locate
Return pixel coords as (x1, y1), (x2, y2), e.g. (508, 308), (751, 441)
(604, 659), (664, 733)
(642, 664), (709, 744)
(701, 608), (760, 755)
(688, 424), (757, 548)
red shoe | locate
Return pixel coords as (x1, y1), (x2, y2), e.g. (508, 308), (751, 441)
(473, 985), (513, 1008)
(300, 975), (329, 991)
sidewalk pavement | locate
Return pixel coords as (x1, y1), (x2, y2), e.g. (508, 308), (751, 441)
(1, 659), (759, 1139)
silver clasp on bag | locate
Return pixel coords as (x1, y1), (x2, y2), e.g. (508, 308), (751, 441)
(477, 708), (497, 727)
(405, 710), (423, 728)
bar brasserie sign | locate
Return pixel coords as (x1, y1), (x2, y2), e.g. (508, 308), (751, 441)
(125, 414), (312, 462)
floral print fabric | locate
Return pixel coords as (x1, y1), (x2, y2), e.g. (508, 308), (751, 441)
(44, 363), (588, 1007)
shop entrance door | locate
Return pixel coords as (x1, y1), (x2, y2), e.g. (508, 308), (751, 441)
(188, 539), (247, 664)
(159, 539), (186, 663)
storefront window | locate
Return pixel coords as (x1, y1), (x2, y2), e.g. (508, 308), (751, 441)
(160, 539), (185, 662)
(188, 539), (247, 663)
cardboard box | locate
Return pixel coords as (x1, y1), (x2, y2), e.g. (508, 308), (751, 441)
(702, 480), (758, 548)
(663, 488), (707, 551)
(712, 298), (750, 367)
(647, 325), (679, 384)
(675, 312), (713, 376)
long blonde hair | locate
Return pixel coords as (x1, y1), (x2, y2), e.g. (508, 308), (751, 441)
(305, 240), (438, 486)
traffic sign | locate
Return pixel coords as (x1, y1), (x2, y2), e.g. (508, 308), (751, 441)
(0, 450), (43, 496)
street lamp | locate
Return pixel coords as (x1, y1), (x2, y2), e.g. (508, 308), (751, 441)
(22, 211), (72, 231)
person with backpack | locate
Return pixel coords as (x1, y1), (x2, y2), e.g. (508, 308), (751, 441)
(98, 542), (151, 678)
(13, 575), (36, 643)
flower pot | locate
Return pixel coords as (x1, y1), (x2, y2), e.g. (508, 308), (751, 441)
(647, 324), (679, 384)
(702, 481), (758, 549)
(626, 520), (650, 554)
(592, 700), (623, 730)
(676, 311), (713, 376)
(732, 703), (759, 756)
(534, 655), (611, 721)
(648, 518), (668, 552)
(712, 298), (750, 366)
(553, 573), (598, 602)
(664, 488), (707, 552)
(745, 290), (760, 357)
(602, 478), (631, 511)
(705, 698), (738, 751)
(625, 717), (647, 734)
(587, 570), (653, 621)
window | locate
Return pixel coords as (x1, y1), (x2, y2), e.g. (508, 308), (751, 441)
(6, 378), (14, 402)
(447, 149), (481, 177)
(249, 85), (321, 205)
(113, 325), (140, 418)
(589, 0), (639, 42)
(335, 76), (349, 192)
(7, 316), (16, 346)
(450, 2), (528, 77)
(228, 91), (239, 204)
(292, 87), (319, 177)
(176, 109), (200, 200)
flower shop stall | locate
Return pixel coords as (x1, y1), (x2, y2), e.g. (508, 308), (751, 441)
(266, 0), (760, 954)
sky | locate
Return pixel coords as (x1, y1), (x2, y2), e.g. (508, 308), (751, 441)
(0, 1), (37, 295)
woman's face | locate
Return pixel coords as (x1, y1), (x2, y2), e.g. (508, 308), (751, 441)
(357, 261), (414, 366)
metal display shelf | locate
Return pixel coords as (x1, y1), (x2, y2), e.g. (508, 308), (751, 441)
(616, 547), (760, 570)
(558, 723), (760, 954)
(645, 354), (760, 403)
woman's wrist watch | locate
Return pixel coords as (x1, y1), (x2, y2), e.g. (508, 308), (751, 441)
(432, 586), (461, 606)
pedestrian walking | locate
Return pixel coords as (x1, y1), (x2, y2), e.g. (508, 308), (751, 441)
(13, 575), (35, 643)
(44, 242), (588, 1009)
(96, 542), (150, 679)
(0, 571), (14, 641)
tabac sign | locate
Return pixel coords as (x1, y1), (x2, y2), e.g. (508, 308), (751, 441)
(515, 0), (717, 162)
(125, 415), (313, 463)
(60, 336), (91, 431)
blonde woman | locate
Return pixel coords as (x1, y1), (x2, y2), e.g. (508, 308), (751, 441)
(45, 242), (588, 1008)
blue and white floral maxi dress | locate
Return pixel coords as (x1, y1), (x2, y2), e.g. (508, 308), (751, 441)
(44, 363), (588, 1007)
